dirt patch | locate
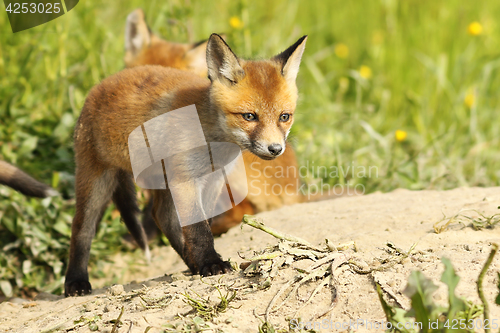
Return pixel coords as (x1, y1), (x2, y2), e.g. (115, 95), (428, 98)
(1, 187), (500, 332)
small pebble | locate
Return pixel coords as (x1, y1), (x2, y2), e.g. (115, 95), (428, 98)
(103, 304), (116, 313)
(108, 284), (124, 296)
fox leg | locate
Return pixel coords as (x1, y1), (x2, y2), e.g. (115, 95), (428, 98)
(150, 189), (182, 250)
(123, 192), (160, 245)
(152, 184), (232, 276)
(135, 194), (249, 242)
(112, 170), (150, 260)
(139, 193), (245, 241)
(65, 167), (118, 297)
(141, 195), (160, 241)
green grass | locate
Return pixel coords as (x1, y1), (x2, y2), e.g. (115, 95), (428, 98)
(1, 0), (500, 295)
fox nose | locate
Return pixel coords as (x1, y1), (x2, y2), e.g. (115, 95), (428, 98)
(267, 144), (283, 156)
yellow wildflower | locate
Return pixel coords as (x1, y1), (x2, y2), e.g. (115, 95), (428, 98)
(468, 22), (483, 36)
(464, 92), (475, 108)
(359, 65), (372, 79)
(334, 43), (349, 59)
(229, 16), (243, 29)
(395, 130), (407, 142)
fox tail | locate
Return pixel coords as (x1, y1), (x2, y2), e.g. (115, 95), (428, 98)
(0, 160), (58, 198)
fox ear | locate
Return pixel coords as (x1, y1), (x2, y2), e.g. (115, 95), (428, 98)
(185, 40), (208, 75)
(273, 36), (308, 85)
(206, 34), (244, 83)
(125, 9), (152, 56)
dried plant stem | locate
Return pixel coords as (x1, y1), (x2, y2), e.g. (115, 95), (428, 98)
(265, 276), (300, 322)
(111, 306), (125, 333)
(242, 215), (322, 251)
(477, 243), (498, 333)
(349, 243), (416, 274)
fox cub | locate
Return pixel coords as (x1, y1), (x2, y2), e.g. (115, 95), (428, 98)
(124, 9), (303, 236)
(0, 160), (57, 198)
(65, 33), (307, 296)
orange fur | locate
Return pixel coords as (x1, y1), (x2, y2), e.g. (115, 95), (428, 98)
(65, 35), (308, 295)
(124, 10), (303, 234)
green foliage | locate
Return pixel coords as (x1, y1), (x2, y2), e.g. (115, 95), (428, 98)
(377, 258), (482, 332)
(259, 322), (278, 333)
(182, 282), (237, 321)
(434, 208), (500, 233)
(73, 314), (102, 332)
(0, 187), (128, 296)
(1, 0), (500, 295)
(0, 191), (72, 296)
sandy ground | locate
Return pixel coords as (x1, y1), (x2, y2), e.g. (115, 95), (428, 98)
(1, 187), (500, 332)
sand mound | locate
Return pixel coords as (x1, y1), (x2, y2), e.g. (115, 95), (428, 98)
(1, 187), (500, 332)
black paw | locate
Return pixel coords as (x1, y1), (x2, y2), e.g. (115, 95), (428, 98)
(200, 260), (233, 277)
(65, 280), (92, 297)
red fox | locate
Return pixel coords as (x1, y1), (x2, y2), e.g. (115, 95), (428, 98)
(0, 160), (57, 198)
(65, 33), (307, 296)
(124, 9), (303, 237)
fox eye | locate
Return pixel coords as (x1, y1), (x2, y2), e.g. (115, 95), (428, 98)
(279, 113), (290, 122)
(242, 113), (257, 121)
